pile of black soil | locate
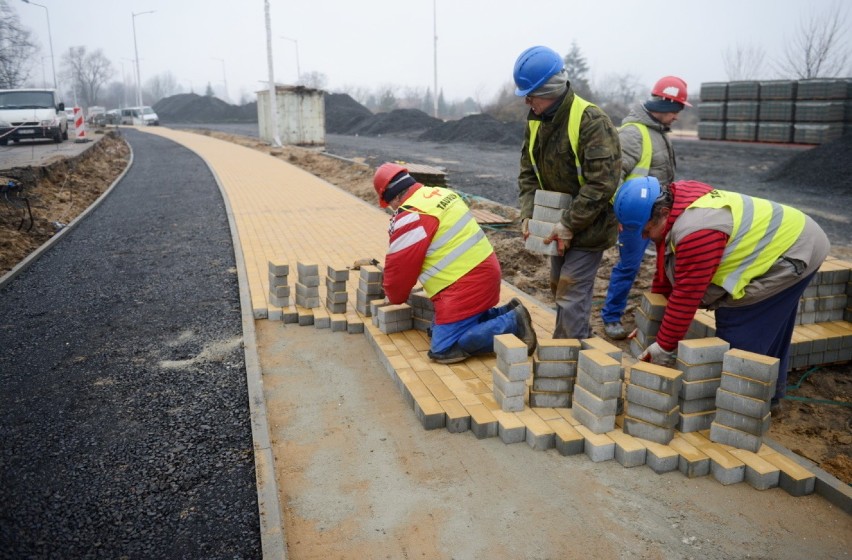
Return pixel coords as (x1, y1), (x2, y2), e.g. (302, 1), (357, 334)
(764, 133), (852, 194)
(154, 93), (257, 124)
(325, 93), (373, 133)
(348, 108), (442, 136)
(419, 113), (524, 146)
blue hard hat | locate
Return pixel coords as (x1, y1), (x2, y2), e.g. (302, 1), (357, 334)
(613, 176), (662, 230)
(513, 46), (564, 97)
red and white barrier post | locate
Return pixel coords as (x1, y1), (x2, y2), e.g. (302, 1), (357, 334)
(73, 106), (89, 143)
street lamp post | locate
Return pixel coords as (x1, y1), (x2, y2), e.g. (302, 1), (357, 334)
(211, 57), (229, 101)
(131, 10), (154, 107)
(280, 36), (301, 83)
(21, 0), (56, 90)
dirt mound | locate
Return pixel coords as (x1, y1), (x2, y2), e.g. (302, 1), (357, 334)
(325, 93), (373, 134)
(154, 93), (257, 124)
(419, 113), (524, 146)
(349, 108), (442, 136)
(765, 133), (852, 193)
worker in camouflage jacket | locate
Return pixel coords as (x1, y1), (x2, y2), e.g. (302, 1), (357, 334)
(514, 45), (621, 339)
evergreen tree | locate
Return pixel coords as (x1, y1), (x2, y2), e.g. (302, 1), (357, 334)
(563, 41), (594, 99)
(204, 82), (215, 97)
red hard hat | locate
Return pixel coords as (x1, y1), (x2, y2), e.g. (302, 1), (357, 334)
(651, 76), (692, 107)
(373, 162), (409, 208)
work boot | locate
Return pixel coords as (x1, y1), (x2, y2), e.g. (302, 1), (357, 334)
(428, 345), (469, 364)
(604, 322), (627, 340)
(514, 303), (538, 356)
(507, 297), (522, 310)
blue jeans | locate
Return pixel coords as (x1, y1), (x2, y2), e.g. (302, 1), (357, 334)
(431, 301), (518, 355)
(714, 272), (816, 401)
(601, 227), (650, 323)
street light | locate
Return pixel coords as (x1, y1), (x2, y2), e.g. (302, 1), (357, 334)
(21, 0), (56, 89)
(280, 36), (301, 83)
(131, 10), (154, 107)
(211, 57), (229, 101)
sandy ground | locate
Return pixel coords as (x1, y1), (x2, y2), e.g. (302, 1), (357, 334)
(1, 127), (848, 488)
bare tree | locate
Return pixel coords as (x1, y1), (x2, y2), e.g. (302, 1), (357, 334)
(145, 71), (181, 104)
(776, 2), (850, 78)
(298, 71), (327, 89)
(0, 0), (38, 88)
(61, 46), (114, 107)
(593, 72), (645, 125)
(723, 43), (767, 80)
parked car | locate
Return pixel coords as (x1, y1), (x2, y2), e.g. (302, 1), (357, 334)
(0, 88), (68, 145)
(105, 109), (120, 125)
(64, 108), (76, 125)
(120, 106), (159, 126)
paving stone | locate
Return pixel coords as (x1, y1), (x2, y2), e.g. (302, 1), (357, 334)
(677, 337), (730, 364)
(346, 315), (364, 334)
(574, 424), (615, 462)
(534, 189), (573, 208)
(532, 376), (574, 393)
(628, 362), (682, 395)
(413, 394), (446, 430)
(494, 334), (529, 365)
(517, 409), (556, 451)
(533, 357), (577, 378)
(641, 440), (680, 474)
(295, 294), (320, 309)
(326, 265), (349, 282)
(313, 308), (330, 329)
(679, 376), (721, 400)
(676, 359), (723, 382)
(547, 418), (585, 456)
(719, 371), (775, 401)
(578, 349), (622, 383)
(440, 399), (471, 434)
(762, 452), (816, 496)
(576, 370), (621, 400)
(640, 292), (668, 321)
(722, 348), (780, 383)
(728, 449), (780, 490)
(580, 337), (622, 362)
(492, 367), (527, 398)
(268, 260), (289, 276)
(330, 314), (347, 332)
(622, 416), (675, 445)
(715, 409), (771, 436)
(669, 437), (711, 478)
(494, 384), (525, 412)
(626, 383), (679, 411)
(607, 430), (647, 468)
(493, 410), (527, 444)
(496, 355), (533, 381)
(677, 410), (716, 433)
(358, 264), (382, 282)
(625, 401), (678, 428)
(709, 422), (762, 452)
(524, 234), (560, 256)
(270, 284), (291, 298)
(573, 384), (618, 417)
(571, 401), (616, 434)
(678, 396), (716, 414)
(282, 306), (299, 324)
(633, 306), (661, 337)
(715, 388), (771, 418)
(467, 403), (498, 439)
(529, 390), (571, 408)
(536, 338), (582, 361)
(703, 444), (746, 485)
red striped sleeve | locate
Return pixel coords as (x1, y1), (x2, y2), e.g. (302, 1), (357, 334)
(655, 229), (727, 351)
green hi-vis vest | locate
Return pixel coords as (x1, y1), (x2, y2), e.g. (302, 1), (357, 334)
(679, 189), (806, 299)
(611, 122), (653, 203)
(401, 186), (494, 297)
(620, 122), (652, 180)
(527, 95), (595, 188)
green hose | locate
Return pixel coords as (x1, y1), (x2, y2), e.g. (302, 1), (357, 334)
(784, 366), (852, 407)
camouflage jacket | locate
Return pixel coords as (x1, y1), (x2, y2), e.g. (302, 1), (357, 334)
(518, 87), (621, 251)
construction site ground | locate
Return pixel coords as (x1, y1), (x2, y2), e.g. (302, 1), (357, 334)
(0, 126), (849, 559)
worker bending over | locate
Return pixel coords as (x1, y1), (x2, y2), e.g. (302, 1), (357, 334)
(614, 177), (830, 414)
(373, 163), (537, 364)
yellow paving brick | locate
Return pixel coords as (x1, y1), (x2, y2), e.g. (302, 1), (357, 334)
(417, 370), (456, 402)
(574, 424), (614, 447)
(450, 364), (477, 381)
(465, 378), (492, 395)
(761, 452), (814, 481)
(532, 407), (563, 421)
(546, 418), (584, 446)
(607, 429), (646, 453)
(516, 408), (555, 436)
(387, 354), (411, 371)
(557, 408), (581, 426)
(440, 398), (471, 425)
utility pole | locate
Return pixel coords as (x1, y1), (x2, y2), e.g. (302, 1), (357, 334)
(21, 0), (56, 89)
(132, 10), (154, 107)
(212, 57), (229, 101)
(433, 0), (438, 119)
(264, 0), (281, 146)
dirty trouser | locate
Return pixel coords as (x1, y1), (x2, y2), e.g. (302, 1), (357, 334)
(601, 227), (650, 323)
(714, 272), (816, 402)
(430, 300), (518, 356)
(550, 249), (604, 339)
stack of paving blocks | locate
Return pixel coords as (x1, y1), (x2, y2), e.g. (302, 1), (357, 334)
(710, 348), (779, 452)
(267, 259), (290, 321)
(529, 338), (580, 408)
(572, 349), (622, 434)
(407, 289), (434, 333)
(325, 265), (349, 314)
(294, 262), (322, 326)
(675, 337), (730, 432)
(623, 361), (682, 444)
(376, 303), (413, 334)
(581, 336), (625, 412)
(492, 334), (531, 412)
(524, 190), (572, 256)
(629, 292), (668, 358)
(355, 265), (385, 316)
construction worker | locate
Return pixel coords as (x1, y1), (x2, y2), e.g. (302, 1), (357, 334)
(602, 76), (691, 340)
(613, 177), (830, 414)
(373, 163), (537, 364)
(514, 45), (621, 339)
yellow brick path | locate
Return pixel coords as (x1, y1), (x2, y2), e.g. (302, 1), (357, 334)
(137, 127), (820, 500)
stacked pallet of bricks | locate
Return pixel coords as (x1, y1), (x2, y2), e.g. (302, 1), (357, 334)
(491, 334), (531, 412)
(675, 338), (730, 432)
(267, 259), (290, 322)
(711, 349), (778, 454)
(529, 338), (580, 408)
(697, 78), (852, 144)
(524, 190), (572, 256)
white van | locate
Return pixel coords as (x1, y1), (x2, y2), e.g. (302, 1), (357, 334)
(0, 88), (68, 145)
(120, 106), (159, 126)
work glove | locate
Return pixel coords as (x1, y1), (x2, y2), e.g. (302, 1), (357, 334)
(638, 342), (676, 367)
(544, 223), (573, 255)
(521, 218), (530, 241)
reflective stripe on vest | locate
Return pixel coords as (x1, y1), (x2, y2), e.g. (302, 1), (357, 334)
(527, 94), (595, 188)
(610, 122), (653, 203)
(677, 189), (806, 299)
(620, 122), (652, 180)
(400, 186), (494, 297)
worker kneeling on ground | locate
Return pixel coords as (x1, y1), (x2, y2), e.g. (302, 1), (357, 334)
(373, 163), (537, 364)
(614, 176), (830, 414)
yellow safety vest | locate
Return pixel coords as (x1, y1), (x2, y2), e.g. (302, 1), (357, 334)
(400, 186), (494, 297)
(677, 189), (806, 299)
(527, 95), (595, 188)
(620, 122), (652, 180)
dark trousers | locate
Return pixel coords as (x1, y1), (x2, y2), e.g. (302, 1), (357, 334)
(714, 272), (816, 401)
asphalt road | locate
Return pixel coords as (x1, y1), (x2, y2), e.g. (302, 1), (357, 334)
(0, 129), (261, 558)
